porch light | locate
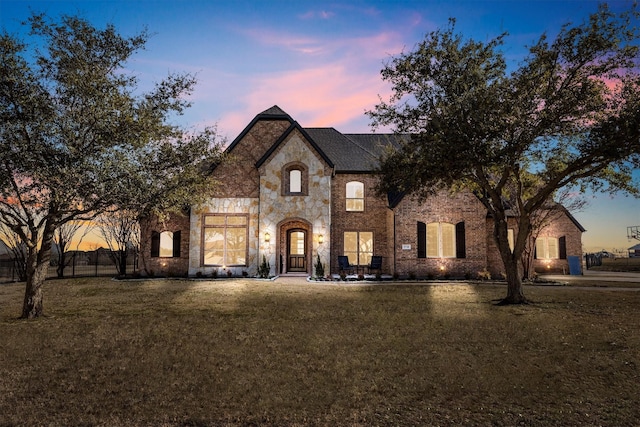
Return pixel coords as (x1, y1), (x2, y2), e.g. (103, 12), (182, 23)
(318, 234), (324, 244)
(264, 232), (271, 243)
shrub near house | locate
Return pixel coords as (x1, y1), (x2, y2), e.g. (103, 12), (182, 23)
(142, 106), (584, 279)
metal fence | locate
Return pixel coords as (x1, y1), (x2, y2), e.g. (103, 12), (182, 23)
(585, 253), (603, 269)
(0, 250), (138, 282)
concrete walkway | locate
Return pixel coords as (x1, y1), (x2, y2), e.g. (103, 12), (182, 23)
(540, 269), (640, 283)
(274, 269), (640, 288)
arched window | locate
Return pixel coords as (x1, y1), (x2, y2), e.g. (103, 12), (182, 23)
(282, 162), (308, 195)
(290, 169), (302, 193)
(346, 181), (364, 211)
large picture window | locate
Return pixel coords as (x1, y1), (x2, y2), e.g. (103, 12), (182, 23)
(202, 214), (248, 266)
(344, 231), (373, 266)
(346, 181), (364, 211)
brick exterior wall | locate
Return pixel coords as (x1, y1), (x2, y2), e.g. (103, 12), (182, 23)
(330, 173), (394, 275)
(485, 211), (584, 277)
(140, 211), (190, 277)
(210, 119), (291, 198)
(393, 190), (488, 278)
(140, 112), (584, 280)
(532, 211), (584, 274)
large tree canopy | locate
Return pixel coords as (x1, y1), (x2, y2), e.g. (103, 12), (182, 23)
(0, 14), (224, 318)
(368, 5), (640, 303)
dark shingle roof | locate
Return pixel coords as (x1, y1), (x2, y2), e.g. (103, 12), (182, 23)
(258, 105), (289, 117)
(230, 106), (408, 173)
(304, 129), (407, 172)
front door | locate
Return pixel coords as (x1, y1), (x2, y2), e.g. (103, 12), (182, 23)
(287, 230), (306, 272)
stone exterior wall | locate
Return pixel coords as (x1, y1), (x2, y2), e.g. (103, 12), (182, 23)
(330, 173), (393, 275)
(393, 190), (488, 278)
(258, 130), (332, 276)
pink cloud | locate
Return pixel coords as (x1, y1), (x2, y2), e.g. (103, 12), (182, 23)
(211, 30), (405, 137)
(240, 28), (326, 55)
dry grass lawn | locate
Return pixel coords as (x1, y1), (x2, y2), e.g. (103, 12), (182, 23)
(1, 278), (639, 426)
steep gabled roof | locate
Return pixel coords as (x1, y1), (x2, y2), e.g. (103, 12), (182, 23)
(255, 122), (334, 169)
(223, 105), (294, 155)
(223, 106), (408, 174)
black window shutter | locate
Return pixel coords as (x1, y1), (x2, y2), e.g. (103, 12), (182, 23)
(533, 239), (537, 259)
(173, 231), (181, 258)
(417, 222), (426, 258)
(151, 231), (160, 258)
(559, 236), (567, 259)
(456, 221), (466, 258)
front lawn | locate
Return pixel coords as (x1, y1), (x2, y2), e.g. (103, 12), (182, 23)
(1, 278), (639, 426)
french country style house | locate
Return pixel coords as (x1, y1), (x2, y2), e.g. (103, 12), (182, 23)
(141, 106), (584, 279)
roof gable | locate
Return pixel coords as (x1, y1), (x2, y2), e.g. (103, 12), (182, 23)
(255, 122), (334, 169)
(223, 105), (294, 155)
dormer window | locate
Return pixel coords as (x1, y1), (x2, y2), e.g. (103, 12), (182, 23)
(282, 162), (308, 196)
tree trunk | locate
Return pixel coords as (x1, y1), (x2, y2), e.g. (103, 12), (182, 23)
(119, 249), (127, 276)
(493, 215), (529, 305)
(21, 227), (55, 319)
(21, 260), (48, 318)
(56, 251), (66, 278)
(499, 260), (528, 305)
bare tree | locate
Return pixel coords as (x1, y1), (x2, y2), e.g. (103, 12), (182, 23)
(97, 210), (139, 276)
(53, 220), (93, 278)
(0, 223), (27, 281)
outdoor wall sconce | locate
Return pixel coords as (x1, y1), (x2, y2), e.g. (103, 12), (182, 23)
(264, 232), (270, 243)
(318, 234), (324, 244)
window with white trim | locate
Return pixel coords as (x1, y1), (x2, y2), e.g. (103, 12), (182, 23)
(346, 181), (364, 211)
(535, 236), (559, 259)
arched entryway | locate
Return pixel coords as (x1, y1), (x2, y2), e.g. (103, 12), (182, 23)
(278, 218), (312, 275)
(287, 229), (307, 272)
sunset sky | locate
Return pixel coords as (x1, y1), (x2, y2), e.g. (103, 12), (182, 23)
(2, 0), (639, 253)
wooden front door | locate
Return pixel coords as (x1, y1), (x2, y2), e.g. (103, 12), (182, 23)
(287, 230), (306, 272)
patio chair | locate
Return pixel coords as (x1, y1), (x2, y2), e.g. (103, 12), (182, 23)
(367, 256), (383, 274)
(338, 256), (355, 274)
